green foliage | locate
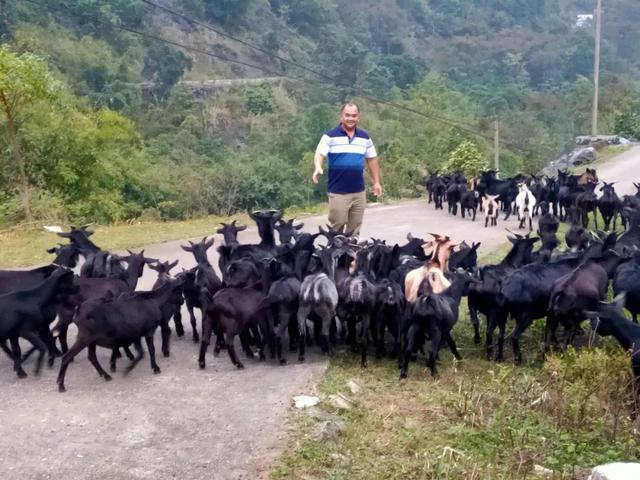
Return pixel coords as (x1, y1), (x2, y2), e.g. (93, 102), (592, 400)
(444, 140), (489, 177)
(614, 112), (640, 140)
(245, 85), (274, 115)
(142, 44), (192, 101)
(2, 0), (640, 226)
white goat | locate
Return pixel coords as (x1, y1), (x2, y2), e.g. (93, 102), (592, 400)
(515, 183), (537, 231)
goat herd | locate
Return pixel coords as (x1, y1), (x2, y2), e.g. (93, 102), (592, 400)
(2, 168), (640, 418)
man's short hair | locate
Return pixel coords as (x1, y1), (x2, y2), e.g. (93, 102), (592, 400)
(340, 101), (360, 113)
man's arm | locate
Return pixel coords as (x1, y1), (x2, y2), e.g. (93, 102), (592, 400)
(366, 157), (382, 196)
(313, 134), (330, 184)
(312, 152), (325, 184)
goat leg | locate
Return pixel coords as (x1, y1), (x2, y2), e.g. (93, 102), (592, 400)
(160, 321), (171, 358)
(225, 332), (244, 369)
(468, 305), (481, 345)
(360, 313), (370, 368)
(297, 305), (311, 362)
(399, 323), (416, 379)
(173, 307), (185, 337)
(443, 331), (461, 361)
(57, 338), (89, 392)
(10, 336), (27, 379)
(144, 334), (161, 374)
(21, 331), (48, 376)
(124, 340), (144, 375)
(187, 304), (199, 343)
(427, 327), (442, 378)
(198, 313), (214, 369)
(87, 342), (112, 381)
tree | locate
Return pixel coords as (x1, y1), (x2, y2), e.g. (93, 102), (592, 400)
(142, 45), (192, 102)
(444, 141), (489, 178)
(0, 45), (55, 222)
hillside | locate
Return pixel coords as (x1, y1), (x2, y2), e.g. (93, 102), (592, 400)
(1, 0), (640, 225)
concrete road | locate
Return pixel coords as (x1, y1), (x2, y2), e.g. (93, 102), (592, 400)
(1, 146), (638, 479)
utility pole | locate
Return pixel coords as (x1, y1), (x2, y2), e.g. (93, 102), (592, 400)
(494, 119), (500, 178)
(592, 0), (603, 136)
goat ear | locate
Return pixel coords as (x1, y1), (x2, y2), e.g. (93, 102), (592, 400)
(181, 244), (194, 252)
(204, 237), (215, 250)
(57, 232), (72, 239)
(46, 247), (57, 254)
(294, 223), (304, 230)
(407, 232), (414, 241)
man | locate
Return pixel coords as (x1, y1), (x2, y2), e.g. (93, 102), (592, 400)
(312, 102), (382, 236)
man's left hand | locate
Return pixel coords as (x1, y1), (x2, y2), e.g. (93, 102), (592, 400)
(372, 183), (383, 196)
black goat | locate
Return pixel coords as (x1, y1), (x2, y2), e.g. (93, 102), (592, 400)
(337, 248), (377, 367)
(0, 265), (57, 295)
(576, 182), (598, 229)
(181, 237), (222, 343)
(546, 261), (609, 352)
(1, 269), (76, 378)
(598, 182), (621, 231)
(500, 233), (616, 362)
(468, 234), (538, 360)
(446, 182), (466, 216)
(47, 243), (81, 268)
(460, 190), (479, 220)
(400, 269), (477, 378)
(56, 277), (185, 392)
(198, 282), (267, 370)
(613, 255), (640, 323)
(149, 260), (184, 338)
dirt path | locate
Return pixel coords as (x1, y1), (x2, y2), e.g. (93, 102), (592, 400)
(1, 146), (638, 479)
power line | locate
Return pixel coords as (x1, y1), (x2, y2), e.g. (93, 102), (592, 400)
(137, 0), (488, 134)
(23, 0), (561, 157)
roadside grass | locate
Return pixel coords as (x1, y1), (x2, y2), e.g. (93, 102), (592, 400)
(0, 202), (327, 269)
(272, 216), (638, 480)
(273, 312), (640, 479)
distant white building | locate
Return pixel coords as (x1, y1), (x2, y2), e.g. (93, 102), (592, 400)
(576, 13), (594, 28)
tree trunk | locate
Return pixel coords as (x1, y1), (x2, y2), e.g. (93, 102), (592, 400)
(6, 112), (32, 222)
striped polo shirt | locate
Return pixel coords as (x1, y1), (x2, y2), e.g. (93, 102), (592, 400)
(315, 124), (377, 194)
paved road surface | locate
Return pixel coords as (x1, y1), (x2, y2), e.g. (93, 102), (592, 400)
(1, 146), (638, 479)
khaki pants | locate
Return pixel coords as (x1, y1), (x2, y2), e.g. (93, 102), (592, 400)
(328, 191), (366, 236)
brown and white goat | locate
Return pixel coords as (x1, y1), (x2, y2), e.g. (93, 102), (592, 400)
(404, 234), (460, 303)
(482, 194), (500, 227)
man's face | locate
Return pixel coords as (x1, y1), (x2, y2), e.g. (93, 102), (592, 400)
(341, 105), (360, 130)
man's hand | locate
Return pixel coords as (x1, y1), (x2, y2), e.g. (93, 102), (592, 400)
(312, 167), (324, 184)
(372, 183), (383, 196)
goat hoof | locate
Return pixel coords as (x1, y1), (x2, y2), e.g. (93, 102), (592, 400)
(163, 351), (170, 358)
(17, 370), (28, 379)
(192, 336), (199, 344)
(235, 363), (244, 370)
(198, 361), (206, 370)
(298, 355), (305, 363)
(361, 362), (368, 368)
(399, 372), (407, 379)
(104, 374), (112, 382)
(58, 384), (66, 393)
(473, 336), (481, 345)
(279, 358), (287, 365)
(213, 349), (220, 357)
(110, 365), (116, 373)
(153, 367), (161, 374)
